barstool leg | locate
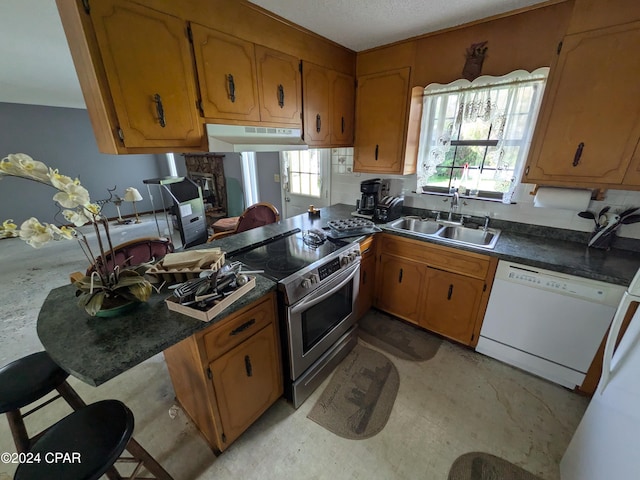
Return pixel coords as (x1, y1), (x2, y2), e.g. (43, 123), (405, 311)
(126, 438), (174, 480)
(6, 410), (30, 453)
(56, 381), (87, 410)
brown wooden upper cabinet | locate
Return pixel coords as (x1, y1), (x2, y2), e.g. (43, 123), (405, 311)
(332, 71), (356, 145)
(523, 0), (640, 190)
(190, 23), (261, 123)
(354, 67), (416, 174)
(302, 62), (355, 147)
(255, 46), (302, 127)
(87, 0), (203, 150)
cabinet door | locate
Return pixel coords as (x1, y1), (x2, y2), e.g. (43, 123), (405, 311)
(376, 253), (425, 324)
(210, 323), (282, 447)
(255, 46), (302, 126)
(524, 22), (640, 185)
(302, 62), (331, 145)
(354, 67), (411, 174)
(420, 268), (484, 345)
(332, 72), (355, 145)
(190, 23), (260, 122)
(622, 139), (640, 185)
(90, 1), (202, 148)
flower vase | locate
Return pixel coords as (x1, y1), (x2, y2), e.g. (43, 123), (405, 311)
(94, 296), (141, 318)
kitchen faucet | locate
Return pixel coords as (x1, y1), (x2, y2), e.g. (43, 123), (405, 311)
(448, 188), (459, 221)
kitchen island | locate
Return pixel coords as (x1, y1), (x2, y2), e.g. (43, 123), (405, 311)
(36, 204), (359, 386)
(37, 203), (640, 387)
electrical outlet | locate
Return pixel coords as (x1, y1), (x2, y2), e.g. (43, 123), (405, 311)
(274, 174), (280, 183)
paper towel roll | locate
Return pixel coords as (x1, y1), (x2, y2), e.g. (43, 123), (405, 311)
(533, 187), (592, 211)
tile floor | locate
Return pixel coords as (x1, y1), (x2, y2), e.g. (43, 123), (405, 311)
(0, 216), (588, 479)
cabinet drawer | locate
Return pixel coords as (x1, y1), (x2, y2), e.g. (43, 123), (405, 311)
(359, 235), (376, 258)
(203, 294), (276, 361)
(379, 234), (490, 279)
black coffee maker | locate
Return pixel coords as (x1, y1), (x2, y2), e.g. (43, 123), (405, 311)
(357, 178), (381, 216)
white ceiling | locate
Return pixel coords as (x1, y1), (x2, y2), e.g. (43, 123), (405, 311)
(0, 0), (546, 109)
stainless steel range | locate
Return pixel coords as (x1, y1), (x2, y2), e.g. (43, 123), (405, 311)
(228, 228), (361, 407)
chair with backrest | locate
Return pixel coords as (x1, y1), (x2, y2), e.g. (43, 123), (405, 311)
(207, 202), (280, 242)
(88, 237), (174, 275)
(70, 237), (174, 283)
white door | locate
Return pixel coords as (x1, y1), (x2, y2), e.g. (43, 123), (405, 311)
(280, 149), (330, 218)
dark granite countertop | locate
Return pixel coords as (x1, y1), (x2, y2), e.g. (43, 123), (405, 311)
(37, 276), (276, 386)
(38, 202), (640, 386)
(36, 204), (359, 387)
(380, 205), (640, 286)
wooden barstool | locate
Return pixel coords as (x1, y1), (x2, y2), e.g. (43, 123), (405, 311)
(0, 351), (87, 453)
(14, 399), (173, 480)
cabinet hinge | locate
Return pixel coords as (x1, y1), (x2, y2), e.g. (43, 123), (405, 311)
(197, 99), (204, 116)
(117, 127), (125, 143)
(524, 166), (530, 176)
(221, 433), (227, 443)
(557, 41), (563, 55)
(187, 24), (193, 43)
(471, 333), (475, 342)
(206, 367), (212, 380)
(483, 283), (487, 292)
(82, 0), (90, 14)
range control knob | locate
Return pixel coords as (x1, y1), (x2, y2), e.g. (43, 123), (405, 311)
(310, 273), (320, 284)
(301, 278), (313, 289)
(340, 255), (350, 267)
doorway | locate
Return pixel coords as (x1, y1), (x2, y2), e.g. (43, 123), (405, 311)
(280, 149), (331, 218)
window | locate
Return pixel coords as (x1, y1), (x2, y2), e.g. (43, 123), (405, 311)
(281, 150), (322, 197)
(417, 68), (548, 201)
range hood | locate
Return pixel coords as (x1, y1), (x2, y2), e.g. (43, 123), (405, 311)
(206, 124), (308, 152)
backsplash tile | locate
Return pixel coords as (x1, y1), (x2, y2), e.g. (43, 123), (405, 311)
(329, 148), (640, 240)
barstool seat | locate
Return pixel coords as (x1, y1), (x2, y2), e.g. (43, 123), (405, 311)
(14, 399), (172, 480)
(0, 351), (70, 412)
(0, 351), (86, 453)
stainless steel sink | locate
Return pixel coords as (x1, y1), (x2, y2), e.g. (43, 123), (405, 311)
(435, 225), (500, 248)
(386, 217), (501, 249)
(388, 217), (442, 235)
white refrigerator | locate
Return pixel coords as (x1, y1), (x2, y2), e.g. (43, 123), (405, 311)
(560, 271), (640, 479)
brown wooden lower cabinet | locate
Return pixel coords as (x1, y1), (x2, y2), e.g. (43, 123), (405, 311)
(374, 234), (497, 347)
(420, 268), (485, 344)
(356, 235), (377, 319)
(163, 292), (282, 452)
(376, 253), (426, 324)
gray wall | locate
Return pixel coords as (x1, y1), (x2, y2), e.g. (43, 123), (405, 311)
(0, 102), (163, 225)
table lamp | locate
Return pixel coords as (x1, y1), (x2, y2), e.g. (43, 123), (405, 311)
(124, 187), (143, 223)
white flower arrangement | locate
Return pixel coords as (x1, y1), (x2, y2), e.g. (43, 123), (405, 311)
(1, 153), (152, 315)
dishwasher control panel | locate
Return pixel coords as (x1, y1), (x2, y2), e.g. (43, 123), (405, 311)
(501, 262), (627, 305)
(506, 269), (606, 301)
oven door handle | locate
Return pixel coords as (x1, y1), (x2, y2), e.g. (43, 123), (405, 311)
(290, 263), (360, 314)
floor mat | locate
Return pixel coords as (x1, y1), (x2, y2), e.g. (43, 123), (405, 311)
(358, 310), (442, 361)
(448, 452), (544, 480)
(307, 344), (399, 440)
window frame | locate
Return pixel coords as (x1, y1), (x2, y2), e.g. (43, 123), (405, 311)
(416, 68), (549, 202)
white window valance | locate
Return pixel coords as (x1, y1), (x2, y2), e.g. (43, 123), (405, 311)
(417, 67), (549, 198)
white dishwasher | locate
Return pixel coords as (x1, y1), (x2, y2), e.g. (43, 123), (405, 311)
(476, 260), (625, 388)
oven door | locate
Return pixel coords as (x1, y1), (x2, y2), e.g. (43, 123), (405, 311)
(285, 261), (360, 380)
